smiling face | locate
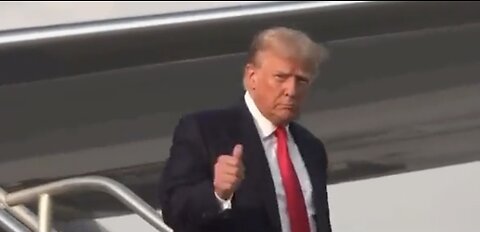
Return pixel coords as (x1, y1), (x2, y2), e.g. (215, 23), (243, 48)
(245, 49), (314, 126)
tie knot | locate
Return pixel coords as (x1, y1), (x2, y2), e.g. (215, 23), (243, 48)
(274, 126), (288, 139)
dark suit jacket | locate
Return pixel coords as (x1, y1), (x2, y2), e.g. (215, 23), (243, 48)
(159, 98), (331, 232)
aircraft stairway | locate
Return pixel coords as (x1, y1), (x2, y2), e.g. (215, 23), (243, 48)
(0, 176), (172, 232)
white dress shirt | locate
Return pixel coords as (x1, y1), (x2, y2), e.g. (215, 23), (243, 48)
(215, 91), (316, 232)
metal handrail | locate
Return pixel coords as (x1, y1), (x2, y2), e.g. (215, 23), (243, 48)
(0, 188), (45, 232)
(3, 176), (172, 232)
(0, 209), (30, 232)
(7, 206), (43, 232)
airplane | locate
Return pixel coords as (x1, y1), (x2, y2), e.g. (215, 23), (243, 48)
(0, 1), (479, 231)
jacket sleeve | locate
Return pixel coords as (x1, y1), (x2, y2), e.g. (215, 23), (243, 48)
(159, 115), (227, 231)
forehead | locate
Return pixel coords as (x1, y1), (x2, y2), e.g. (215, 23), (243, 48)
(256, 50), (312, 76)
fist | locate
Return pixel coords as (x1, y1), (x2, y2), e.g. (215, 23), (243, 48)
(214, 144), (245, 200)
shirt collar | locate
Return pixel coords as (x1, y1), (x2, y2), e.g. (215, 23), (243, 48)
(244, 91), (289, 139)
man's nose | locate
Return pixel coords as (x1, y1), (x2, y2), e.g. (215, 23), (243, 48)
(283, 77), (298, 97)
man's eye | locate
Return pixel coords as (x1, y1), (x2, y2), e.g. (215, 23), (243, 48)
(299, 78), (309, 84)
(296, 76), (311, 84)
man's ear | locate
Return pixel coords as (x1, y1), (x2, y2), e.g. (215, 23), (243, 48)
(245, 63), (257, 85)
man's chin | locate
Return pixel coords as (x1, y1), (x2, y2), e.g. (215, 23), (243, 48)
(278, 111), (299, 123)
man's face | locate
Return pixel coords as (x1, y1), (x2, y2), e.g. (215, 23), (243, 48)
(246, 50), (314, 125)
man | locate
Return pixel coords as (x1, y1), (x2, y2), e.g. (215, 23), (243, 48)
(159, 27), (331, 232)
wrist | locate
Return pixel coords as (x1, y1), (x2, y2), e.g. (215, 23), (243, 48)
(214, 191), (232, 211)
(214, 190), (232, 201)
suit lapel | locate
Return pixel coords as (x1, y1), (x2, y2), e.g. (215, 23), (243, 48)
(230, 100), (327, 231)
(289, 123), (326, 231)
(233, 100), (282, 231)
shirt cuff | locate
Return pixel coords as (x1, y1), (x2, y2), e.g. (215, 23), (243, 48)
(214, 192), (232, 211)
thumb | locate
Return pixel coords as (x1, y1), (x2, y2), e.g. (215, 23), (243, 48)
(232, 144), (243, 160)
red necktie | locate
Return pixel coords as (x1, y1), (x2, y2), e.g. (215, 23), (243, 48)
(275, 126), (310, 232)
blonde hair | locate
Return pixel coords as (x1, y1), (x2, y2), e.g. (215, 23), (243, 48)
(246, 26), (329, 76)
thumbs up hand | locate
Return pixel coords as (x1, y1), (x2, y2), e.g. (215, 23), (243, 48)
(213, 144), (245, 200)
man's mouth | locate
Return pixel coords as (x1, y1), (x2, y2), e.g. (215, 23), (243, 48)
(279, 104), (296, 109)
